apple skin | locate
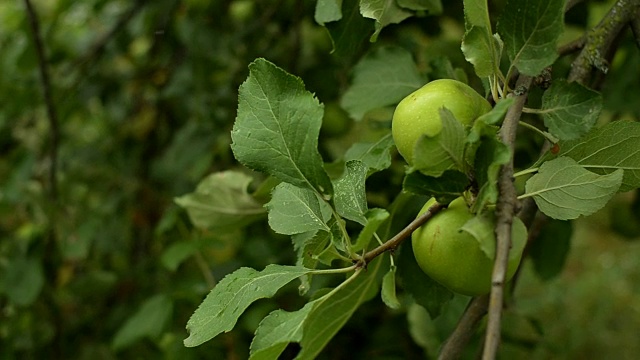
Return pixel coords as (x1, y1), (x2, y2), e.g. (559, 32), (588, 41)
(392, 79), (491, 164)
(412, 197), (527, 296)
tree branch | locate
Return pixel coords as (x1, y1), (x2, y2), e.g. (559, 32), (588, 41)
(438, 295), (490, 360)
(359, 201), (445, 266)
(24, 0), (59, 202)
(482, 75), (532, 360)
(568, 0), (640, 84)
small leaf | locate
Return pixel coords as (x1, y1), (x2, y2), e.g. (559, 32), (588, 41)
(184, 265), (311, 347)
(463, 0), (491, 28)
(342, 47), (423, 120)
(541, 80), (602, 140)
(397, 0), (442, 13)
(325, 0), (374, 61)
(469, 97), (515, 141)
(413, 108), (466, 177)
(344, 134), (395, 172)
(334, 160), (369, 225)
(249, 303), (314, 360)
(266, 183), (332, 235)
(497, 0), (564, 76)
(231, 59), (332, 195)
(460, 214), (496, 259)
(525, 157), (622, 220)
(529, 219), (572, 280)
(315, 0), (342, 25)
(472, 136), (510, 213)
(293, 231), (331, 294)
(161, 241), (200, 271)
(381, 264), (401, 309)
(360, 0), (413, 42)
(297, 258), (383, 358)
(113, 295), (173, 351)
(402, 170), (469, 204)
(352, 208), (390, 252)
(550, 120), (640, 192)
(175, 171), (265, 231)
(462, 27), (503, 78)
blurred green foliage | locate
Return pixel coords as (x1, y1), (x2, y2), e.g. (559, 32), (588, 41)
(1, 0), (640, 359)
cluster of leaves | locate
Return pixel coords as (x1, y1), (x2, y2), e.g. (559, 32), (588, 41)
(177, 0), (640, 358)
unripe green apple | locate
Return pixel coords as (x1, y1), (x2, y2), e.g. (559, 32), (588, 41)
(392, 79), (491, 164)
(412, 197), (527, 296)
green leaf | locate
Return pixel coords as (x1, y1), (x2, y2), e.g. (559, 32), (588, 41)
(413, 108), (466, 177)
(293, 231), (331, 294)
(266, 183), (332, 235)
(461, 214), (528, 264)
(381, 264), (401, 309)
(161, 241), (200, 271)
(334, 160), (368, 225)
(184, 265), (311, 347)
(463, 0), (490, 28)
(344, 133), (395, 172)
(315, 0), (343, 25)
(472, 136), (510, 213)
(0, 257), (44, 306)
(402, 170), (469, 204)
(462, 0), (501, 78)
(397, 0), (442, 13)
(541, 80), (602, 140)
(325, 0), (373, 61)
(113, 294), (173, 351)
(529, 219), (572, 281)
(460, 214), (496, 259)
(497, 0), (564, 76)
(462, 27), (503, 78)
(249, 302), (314, 360)
(296, 259), (383, 358)
(397, 241), (453, 318)
(342, 47), (423, 120)
(525, 157), (623, 220)
(352, 208), (390, 252)
(174, 171), (265, 231)
(250, 259), (384, 359)
(551, 121), (640, 192)
(360, 0), (413, 42)
(231, 59), (332, 195)
(471, 98), (515, 132)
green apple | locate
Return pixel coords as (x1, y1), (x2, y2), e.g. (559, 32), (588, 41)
(392, 79), (491, 164)
(412, 197), (527, 296)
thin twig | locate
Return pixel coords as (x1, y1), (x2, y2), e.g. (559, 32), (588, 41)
(359, 201), (445, 267)
(438, 295), (490, 360)
(568, 0), (640, 84)
(482, 75), (532, 360)
(24, 0), (60, 202)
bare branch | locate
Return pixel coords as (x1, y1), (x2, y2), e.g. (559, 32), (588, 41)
(438, 295), (490, 360)
(359, 201), (445, 267)
(568, 0), (640, 84)
(24, 0), (60, 202)
(482, 75), (532, 360)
